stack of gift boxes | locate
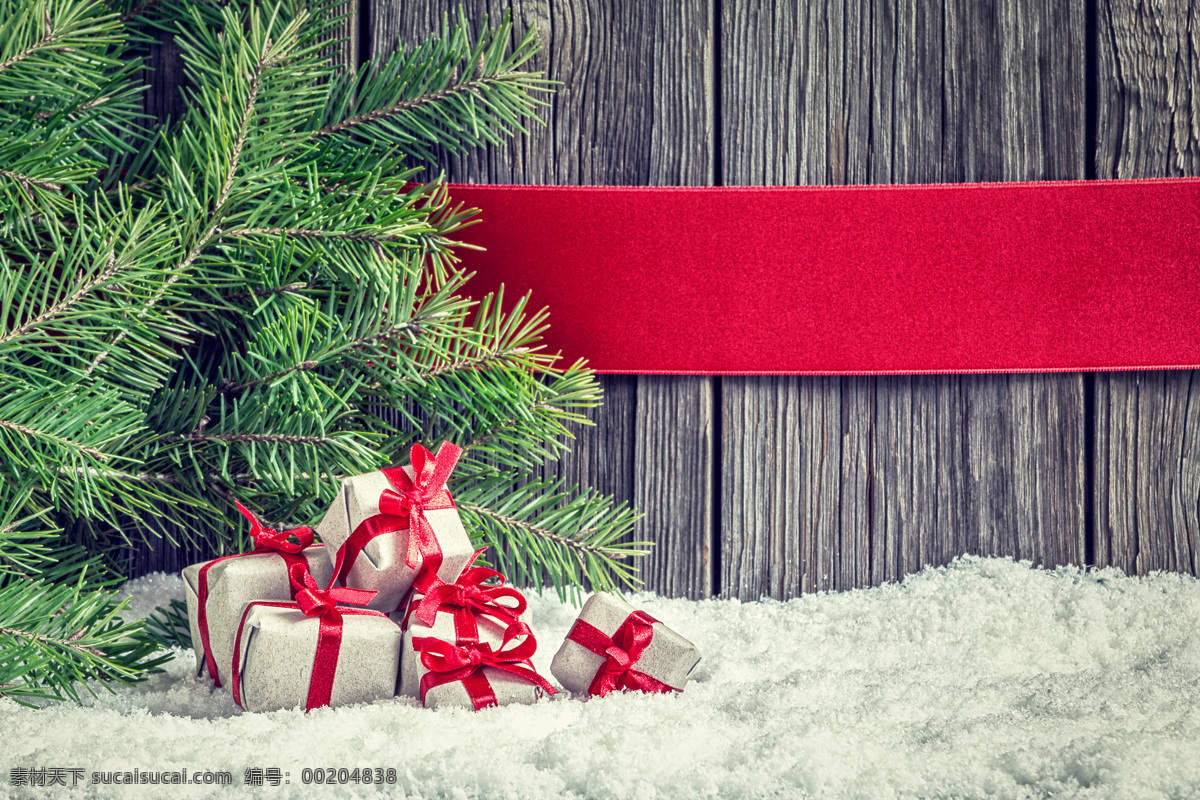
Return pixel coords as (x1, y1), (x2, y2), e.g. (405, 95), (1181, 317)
(183, 442), (701, 713)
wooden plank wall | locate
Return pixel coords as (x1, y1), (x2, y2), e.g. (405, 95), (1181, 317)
(132, 0), (1200, 597)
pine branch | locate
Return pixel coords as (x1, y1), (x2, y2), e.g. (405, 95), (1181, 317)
(0, 251), (116, 347)
(0, 418), (110, 460)
(221, 226), (416, 243)
(0, 8), (69, 75)
(0, 166), (61, 193)
(218, 359), (319, 394)
(309, 11), (553, 162)
(0, 624), (105, 658)
(460, 503), (629, 562)
(214, 34), (272, 213)
(0, 577), (170, 703)
(312, 73), (524, 138)
(170, 432), (332, 445)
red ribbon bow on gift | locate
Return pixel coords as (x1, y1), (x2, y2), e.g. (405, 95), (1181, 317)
(409, 562), (527, 634)
(566, 610), (679, 697)
(413, 621), (556, 710)
(229, 564), (382, 713)
(195, 502), (319, 688)
(235, 500), (314, 553)
(336, 442), (462, 587)
(290, 562), (377, 619)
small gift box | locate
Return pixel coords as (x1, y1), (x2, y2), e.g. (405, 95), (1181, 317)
(230, 565), (402, 712)
(183, 502), (333, 688)
(551, 592), (701, 697)
(403, 612), (555, 710)
(318, 442), (474, 612)
(398, 561), (529, 694)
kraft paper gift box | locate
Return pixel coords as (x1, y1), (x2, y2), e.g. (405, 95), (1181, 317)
(318, 442), (474, 613)
(183, 502), (333, 688)
(230, 570), (403, 713)
(401, 610), (554, 710)
(551, 592), (701, 697)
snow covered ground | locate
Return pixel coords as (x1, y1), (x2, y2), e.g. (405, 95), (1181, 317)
(3, 556), (1199, 799)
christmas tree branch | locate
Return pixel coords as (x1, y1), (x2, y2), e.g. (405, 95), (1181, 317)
(460, 503), (626, 562)
(225, 282), (307, 302)
(312, 73), (525, 138)
(214, 36), (273, 213)
(221, 226), (415, 243)
(0, 167), (62, 194)
(170, 432), (333, 445)
(0, 12), (70, 75)
(0, 625), (105, 659)
(0, 252), (116, 346)
(0, 419), (110, 460)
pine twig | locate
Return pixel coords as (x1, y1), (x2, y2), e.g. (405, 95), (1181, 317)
(460, 503), (628, 561)
(0, 168), (63, 194)
(170, 432), (332, 445)
(0, 253), (117, 346)
(311, 74), (523, 138)
(0, 419), (110, 460)
(0, 625), (106, 659)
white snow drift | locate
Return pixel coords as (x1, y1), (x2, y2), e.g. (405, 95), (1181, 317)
(2, 556), (1199, 799)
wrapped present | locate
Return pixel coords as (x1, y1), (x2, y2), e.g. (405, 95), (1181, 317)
(318, 442), (474, 612)
(231, 564), (401, 712)
(551, 592), (701, 697)
(183, 502), (333, 688)
(403, 611), (554, 710)
(397, 561), (528, 695)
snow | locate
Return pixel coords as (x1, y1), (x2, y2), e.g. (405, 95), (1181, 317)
(3, 556), (1200, 799)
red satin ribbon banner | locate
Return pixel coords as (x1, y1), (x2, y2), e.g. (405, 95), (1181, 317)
(449, 179), (1200, 375)
(334, 442), (462, 597)
(566, 609), (679, 697)
(230, 564), (382, 712)
(195, 501), (318, 687)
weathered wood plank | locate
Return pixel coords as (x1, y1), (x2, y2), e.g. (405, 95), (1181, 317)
(720, 0), (1087, 599)
(376, 0), (716, 597)
(1093, 0), (1200, 578)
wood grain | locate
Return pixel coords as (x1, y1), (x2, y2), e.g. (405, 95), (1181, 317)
(376, 0), (717, 597)
(1093, 0), (1200, 578)
(719, 0), (1088, 599)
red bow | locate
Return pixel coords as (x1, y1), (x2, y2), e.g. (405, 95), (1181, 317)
(235, 500), (314, 553)
(413, 622), (556, 710)
(195, 502), (316, 688)
(566, 610), (679, 697)
(336, 442), (462, 587)
(383, 442), (461, 569)
(290, 562), (377, 619)
(410, 564), (527, 633)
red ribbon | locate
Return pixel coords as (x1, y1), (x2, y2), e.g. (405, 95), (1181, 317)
(229, 565), (382, 712)
(566, 610), (679, 697)
(335, 442), (462, 589)
(450, 180), (1200, 374)
(413, 621), (556, 710)
(195, 501), (317, 687)
(406, 561), (526, 643)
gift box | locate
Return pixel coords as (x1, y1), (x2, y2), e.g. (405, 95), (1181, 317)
(230, 565), (402, 712)
(318, 442), (474, 612)
(402, 610), (554, 710)
(183, 502), (333, 688)
(551, 592), (701, 697)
